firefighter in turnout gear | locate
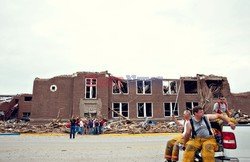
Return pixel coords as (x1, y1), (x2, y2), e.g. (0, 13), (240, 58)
(213, 96), (237, 125)
(164, 110), (191, 162)
(182, 106), (235, 162)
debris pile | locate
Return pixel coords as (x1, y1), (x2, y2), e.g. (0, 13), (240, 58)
(1, 109), (249, 134)
(0, 119), (181, 134)
(0, 119), (67, 134)
(103, 120), (181, 134)
(230, 109), (250, 124)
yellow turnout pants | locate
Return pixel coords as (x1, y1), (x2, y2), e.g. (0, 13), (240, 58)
(183, 137), (218, 162)
(165, 135), (184, 161)
(215, 113), (237, 130)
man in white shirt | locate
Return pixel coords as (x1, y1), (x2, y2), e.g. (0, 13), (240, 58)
(164, 110), (191, 162)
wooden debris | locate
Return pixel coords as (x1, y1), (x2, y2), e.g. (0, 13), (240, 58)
(0, 119), (182, 134)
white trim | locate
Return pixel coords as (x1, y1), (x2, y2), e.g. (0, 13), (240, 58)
(50, 84), (57, 92)
(186, 101), (199, 114)
(163, 102), (179, 117)
(85, 78), (97, 99)
(112, 102), (129, 118)
(136, 80), (152, 95)
(162, 80), (178, 95)
(112, 80), (129, 95)
(136, 102), (153, 118)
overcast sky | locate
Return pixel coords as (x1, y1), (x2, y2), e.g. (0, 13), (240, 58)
(0, 0), (250, 95)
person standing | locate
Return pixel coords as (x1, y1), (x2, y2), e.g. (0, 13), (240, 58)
(93, 118), (100, 135)
(70, 116), (76, 139)
(75, 117), (80, 135)
(88, 119), (93, 135)
(99, 119), (105, 134)
(79, 118), (84, 135)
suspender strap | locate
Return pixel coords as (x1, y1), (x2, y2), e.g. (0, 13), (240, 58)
(203, 116), (213, 136)
(217, 101), (222, 113)
(190, 118), (196, 139)
(190, 116), (212, 138)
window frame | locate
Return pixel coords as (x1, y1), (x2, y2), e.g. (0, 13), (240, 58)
(136, 80), (152, 95)
(137, 102), (153, 118)
(163, 102), (179, 117)
(50, 84), (57, 92)
(22, 112), (31, 117)
(24, 96), (32, 102)
(186, 101), (199, 114)
(112, 80), (129, 95)
(112, 102), (129, 118)
(162, 80), (178, 95)
(85, 78), (97, 99)
(184, 80), (198, 94)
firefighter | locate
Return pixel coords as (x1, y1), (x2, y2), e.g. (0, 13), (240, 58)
(182, 106), (235, 162)
(213, 96), (237, 125)
(164, 110), (191, 162)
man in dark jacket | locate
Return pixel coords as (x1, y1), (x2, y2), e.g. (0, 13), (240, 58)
(70, 116), (76, 139)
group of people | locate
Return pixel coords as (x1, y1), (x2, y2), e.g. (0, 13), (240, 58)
(165, 96), (237, 162)
(69, 117), (105, 139)
(68, 96), (236, 161)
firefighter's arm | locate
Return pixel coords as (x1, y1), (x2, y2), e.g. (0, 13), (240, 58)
(172, 115), (183, 127)
(226, 109), (231, 117)
(183, 121), (191, 149)
(207, 114), (235, 130)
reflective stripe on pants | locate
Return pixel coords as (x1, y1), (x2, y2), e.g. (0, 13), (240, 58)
(165, 135), (184, 161)
(183, 137), (218, 162)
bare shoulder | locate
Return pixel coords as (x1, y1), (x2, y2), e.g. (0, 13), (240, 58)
(185, 120), (192, 130)
(206, 114), (219, 120)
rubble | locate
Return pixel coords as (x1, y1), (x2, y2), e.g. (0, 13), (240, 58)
(1, 109), (249, 134)
(0, 119), (67, 134)
(103, 119), (181, 134)
(230, 109), (250, 124)
(0, 119), (182, 134)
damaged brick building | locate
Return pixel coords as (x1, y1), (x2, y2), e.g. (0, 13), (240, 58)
(0, 94), (32, 121)
(1, 71), (250, 122)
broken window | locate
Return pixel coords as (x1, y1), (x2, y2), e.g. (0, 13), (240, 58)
(21, 112), (30, 121)
(112, 80), (128, 94)
(163, 81), (177, 95)
(186, 102), (198, 114)
(22, 112), (31, 117)
(112, 103), (129, 118)
(24, 96), (32, 102)
(184, 81), (197, 94)
(137, 80), (151, 94)
(84, 113), (97, 118)
(164, 102), (179, 117)
(205, 80), (223, 98)
(85, 78), (97, 99)
(137, 103), (152, 118)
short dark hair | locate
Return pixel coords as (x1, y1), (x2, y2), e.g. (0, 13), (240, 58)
(219, 94), (224, 98)
(192, 106), (203, 114)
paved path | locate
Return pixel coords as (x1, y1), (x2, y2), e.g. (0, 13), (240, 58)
(0, 133), (180, 162)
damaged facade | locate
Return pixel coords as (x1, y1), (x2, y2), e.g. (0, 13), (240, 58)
(0, 94), (32, 121)
(1, 71), (250, 122)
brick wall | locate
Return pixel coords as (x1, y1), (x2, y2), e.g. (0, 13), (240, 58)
(29, 72), (250, 122)
(31, 76), (73, 121)
(18, 94), (32, 119)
